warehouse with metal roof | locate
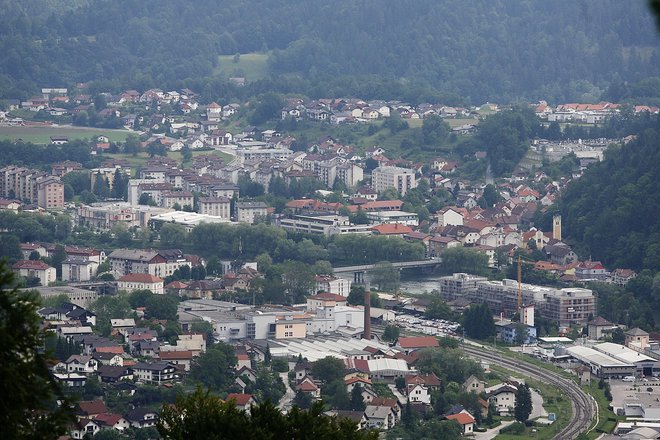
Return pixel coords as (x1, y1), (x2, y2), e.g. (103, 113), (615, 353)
(566, 345), (636, 378)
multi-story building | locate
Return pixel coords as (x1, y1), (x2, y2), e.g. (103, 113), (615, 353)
(117, 273), (164, 295)
(235, 201), (268, 223)
(61, 257), (99, 282)
(36, 176), (65, 209)
(313, 275), (352, 297)
(543, 287), (597, 329)
(12, 260), (56, 286)
(198, 196), (231, 219)
(438, 273), (488, 301)
(160, 191), (194, 209)
(371, 166), (417, 196)
(278, 214), (372, 235)
(471, 279), (596, 329)
(108, 248), (191, 279)
(0, 166), (64, 209)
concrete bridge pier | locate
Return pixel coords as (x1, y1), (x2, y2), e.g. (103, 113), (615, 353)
(353, 271), (366, 284)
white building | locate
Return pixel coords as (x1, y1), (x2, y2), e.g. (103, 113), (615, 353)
(371, 166), (417, 196)
(117, 273), (164, 295)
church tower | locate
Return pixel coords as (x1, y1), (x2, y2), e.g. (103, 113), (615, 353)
(553, 214), (562, 241)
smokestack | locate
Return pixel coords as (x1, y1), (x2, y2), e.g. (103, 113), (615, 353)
(364, 289), (371, 340)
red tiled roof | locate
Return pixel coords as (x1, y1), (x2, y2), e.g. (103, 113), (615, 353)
(371, 224), (413, 235)
(78, 400), (107, 415)
(398, 336), (439, 349)
(446, 412), (475, 425)
(226, 393), (254, 406)
(118, 273), (164, 283)
(12, 260), (52, 270)
(308, 293), (347, 302)
(159, 350), (193, 360)
(94, 412), (123, 426)
(165, 281), (189, 289)
(298, 380), (319, 392)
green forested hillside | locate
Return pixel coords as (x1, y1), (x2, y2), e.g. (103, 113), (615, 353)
(0, 0), (658, 103)
(559, 115), (660, 272)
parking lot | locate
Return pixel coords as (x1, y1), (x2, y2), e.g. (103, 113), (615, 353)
(394, 313), (460, 337)
(608, 377), (660, 415)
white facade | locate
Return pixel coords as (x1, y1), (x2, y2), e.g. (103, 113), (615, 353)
(371, 166), (417, 196)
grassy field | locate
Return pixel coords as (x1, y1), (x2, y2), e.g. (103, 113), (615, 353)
(215, 52), (269, 81)
(0, 125), (134, 144)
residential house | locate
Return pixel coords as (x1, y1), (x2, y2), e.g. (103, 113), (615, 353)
(462, 375), (486, 395)
(405, 373), (442, 404)
(226, 393), (257, 412)
(485, 383), (518, 415)
(12, 260), (56, 286)
(158, 350), (194, 371)
(62, 355), (98, 375)
(363, 405), (396, 430)
(612, 269), (636, 286)
(445, 411), (475, 436)
(70, 418), (100, 439)
(131, 362), (176, 384)
(94, 413), (131, 431)
(61, 257), (99, 282)
(576, 261), (609, 281)
(125, 407), (158, 429)
(587, 316), (617, 340)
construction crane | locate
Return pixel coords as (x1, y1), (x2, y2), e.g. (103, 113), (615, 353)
(517, 255), (522, 316)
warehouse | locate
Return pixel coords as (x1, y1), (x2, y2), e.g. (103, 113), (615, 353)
(593, 342), (660, 377)
(566, 345), (635, 378)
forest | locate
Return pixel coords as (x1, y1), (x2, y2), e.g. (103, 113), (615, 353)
(558, 114), (660, 273)
(1, 0), (659, 104)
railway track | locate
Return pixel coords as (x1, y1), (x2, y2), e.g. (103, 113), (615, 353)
(461, 344), (597, 440)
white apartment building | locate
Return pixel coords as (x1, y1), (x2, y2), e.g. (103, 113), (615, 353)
(371, 166), (417, 196)
(198, 196), (231, 219)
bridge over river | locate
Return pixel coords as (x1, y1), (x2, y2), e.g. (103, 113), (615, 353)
(332, 258), (441, 283)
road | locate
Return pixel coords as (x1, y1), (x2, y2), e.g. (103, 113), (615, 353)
(461, 344), (597, 440)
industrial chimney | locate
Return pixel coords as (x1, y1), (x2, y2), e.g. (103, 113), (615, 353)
(363, 289), (371, 340)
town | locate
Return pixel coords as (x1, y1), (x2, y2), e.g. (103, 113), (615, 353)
(1, 77), (659, 440)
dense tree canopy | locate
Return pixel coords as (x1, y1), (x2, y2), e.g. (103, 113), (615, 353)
(559, 115), (660, 271)
(1, 1), (658, 104)
(0, 261), (73, 439)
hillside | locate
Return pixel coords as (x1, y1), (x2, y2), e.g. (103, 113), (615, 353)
(1, 0), (658, 103)
(558, 115), (660, 272)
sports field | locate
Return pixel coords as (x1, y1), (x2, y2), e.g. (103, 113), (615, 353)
(0, 125), (134, 144)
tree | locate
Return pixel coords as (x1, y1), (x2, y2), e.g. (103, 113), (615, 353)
(422, 114), (450, 147)
(425, 297), (454, 321)
(514, 383), (532, 422)
(144, 294), (179, 321)
(440, 247), (489, 276)
(463, 303), (496, 340)
(181, 145), (193, 163)
(111, 169), (127, 200)
(90, 294), (132, 335)
(0, 261), (73, 439)
(157, 388), (378, 439)
(50, 244), (67, 280)
(368, 261), (400, 292)
(123, 134), (141, 156)
(312, 356), (346, 384)
(138, 192), (157, 206)
(249, 93), (285, 125)
(189, 343), (237, 392)
(159, 223), (188, 248)
(111, 223), (133, 247)
(347, 285), (366, 306)
(92, 173), (110, 198)
(382, 325), (400, 342)
(293, 390), (313, 410)
(611, 327), (625, 344)
(349, 384), (366, 411)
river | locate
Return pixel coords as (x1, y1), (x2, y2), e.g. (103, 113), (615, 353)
(336, 272), (445, 296)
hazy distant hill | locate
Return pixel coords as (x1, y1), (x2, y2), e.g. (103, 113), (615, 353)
(1, 0), (658, 103)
